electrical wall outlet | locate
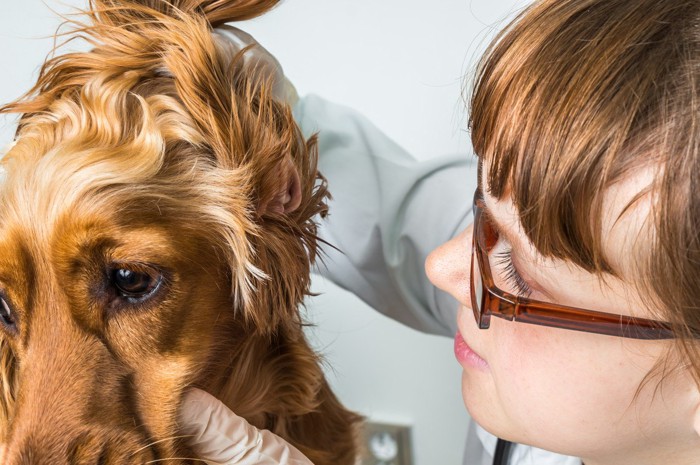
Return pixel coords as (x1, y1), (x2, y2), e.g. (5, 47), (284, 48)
(361, 421), (414, 465)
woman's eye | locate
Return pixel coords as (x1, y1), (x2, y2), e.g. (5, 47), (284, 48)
(109, 267), (162, 301)
(493, 249), (533, 298)
(0, 297), (16, 331)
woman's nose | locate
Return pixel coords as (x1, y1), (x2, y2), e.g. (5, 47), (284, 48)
(425, 225), (474, 307)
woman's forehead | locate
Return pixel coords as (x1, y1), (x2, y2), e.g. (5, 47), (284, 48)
(599, 166), (656, 277)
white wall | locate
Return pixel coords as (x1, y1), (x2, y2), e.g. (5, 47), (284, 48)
(0, 1), (530, 464)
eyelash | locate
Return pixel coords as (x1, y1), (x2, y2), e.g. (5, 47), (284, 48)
(494, 248), (533, 298)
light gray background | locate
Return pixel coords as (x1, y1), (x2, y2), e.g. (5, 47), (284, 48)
(0, 1), (529, 464)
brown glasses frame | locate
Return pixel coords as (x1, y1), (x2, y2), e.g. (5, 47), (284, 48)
(470, 189), (678, 340)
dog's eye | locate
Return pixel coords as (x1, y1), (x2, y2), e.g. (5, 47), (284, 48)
(0, 297), (16, 331)
(109, 267), (162, 301)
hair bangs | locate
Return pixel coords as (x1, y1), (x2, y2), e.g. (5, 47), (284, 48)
(469, 0), (691, 276)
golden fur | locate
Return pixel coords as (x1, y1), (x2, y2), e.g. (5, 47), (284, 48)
(0, 0), (361, 463)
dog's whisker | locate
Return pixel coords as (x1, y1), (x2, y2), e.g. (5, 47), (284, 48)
(132, 435), (196, 455)
(144, 457), (209, 464)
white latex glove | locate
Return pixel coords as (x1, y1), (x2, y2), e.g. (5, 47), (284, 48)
(213, 25), (299, 106)
(179, 389), (314, 465)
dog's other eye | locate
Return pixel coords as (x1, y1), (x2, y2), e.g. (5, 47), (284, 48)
(109, 267), (162, 302)
(0, 297), (16, 331)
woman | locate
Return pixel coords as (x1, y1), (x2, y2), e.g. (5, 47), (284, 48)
(181, 0), (700, 463)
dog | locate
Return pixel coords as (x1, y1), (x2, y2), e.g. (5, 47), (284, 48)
(0, 0), (361, 463)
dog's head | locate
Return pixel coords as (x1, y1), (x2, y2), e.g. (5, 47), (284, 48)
(0, 1), (328, 463)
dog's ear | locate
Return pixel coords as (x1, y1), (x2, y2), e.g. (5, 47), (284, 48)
(257, 156), (301, 216)
(135, 0), (324, 325)
(256, 154), (303, 216)
(0, 337), (17, 441)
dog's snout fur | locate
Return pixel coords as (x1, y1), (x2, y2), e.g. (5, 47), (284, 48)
(8, 429), (157, 465)
(65, 431), (156, 465)
(4, 278), (163, 464)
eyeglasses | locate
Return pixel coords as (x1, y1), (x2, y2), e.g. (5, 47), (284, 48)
(470, 188), (678, 340)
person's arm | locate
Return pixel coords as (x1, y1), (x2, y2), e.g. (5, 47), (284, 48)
(296, 95), (477, 336)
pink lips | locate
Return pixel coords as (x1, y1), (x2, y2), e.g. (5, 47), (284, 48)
(454, 332), (488, 370)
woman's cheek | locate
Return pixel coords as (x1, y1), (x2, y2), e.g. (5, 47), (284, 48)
(487, 320), (651, 436)
(489, 323), (589, 408)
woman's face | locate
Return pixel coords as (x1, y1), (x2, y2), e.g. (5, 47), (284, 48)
(425, 167), (700, 464)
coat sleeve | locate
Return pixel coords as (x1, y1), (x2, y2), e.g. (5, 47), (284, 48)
(294, 94), (478, 337)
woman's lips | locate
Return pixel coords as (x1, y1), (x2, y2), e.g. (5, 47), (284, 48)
(454, 332), (489, 370)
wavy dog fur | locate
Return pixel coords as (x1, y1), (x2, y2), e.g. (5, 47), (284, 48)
(0, 1), (361, 463)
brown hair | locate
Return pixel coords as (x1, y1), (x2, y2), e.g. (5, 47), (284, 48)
(470, 0), (700, 381)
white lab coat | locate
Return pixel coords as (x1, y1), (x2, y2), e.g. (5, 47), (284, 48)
(294, 95), (581, 465)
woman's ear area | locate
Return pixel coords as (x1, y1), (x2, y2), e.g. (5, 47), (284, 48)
(258, 155), (302, 216)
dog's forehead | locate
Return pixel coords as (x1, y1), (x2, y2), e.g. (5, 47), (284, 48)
(0, 124), (256, 304)
(0, 149), (187, 265)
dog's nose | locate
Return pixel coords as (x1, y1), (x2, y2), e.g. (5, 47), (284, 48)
(4, 430), (160, 465)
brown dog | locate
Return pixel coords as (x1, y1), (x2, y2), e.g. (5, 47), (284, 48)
(0, 0), (361, 463)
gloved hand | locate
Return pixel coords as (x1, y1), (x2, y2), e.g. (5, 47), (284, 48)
(213, 25), (299, 106)
(179, 389), (314, 465)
